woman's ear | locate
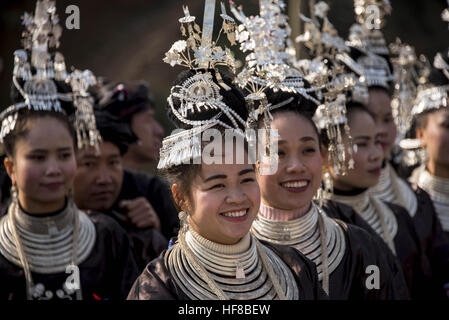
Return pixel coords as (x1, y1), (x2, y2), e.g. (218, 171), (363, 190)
(171, 184), (181, 208)
(4, 157), (16, 185)
(171, 183), (191, 213)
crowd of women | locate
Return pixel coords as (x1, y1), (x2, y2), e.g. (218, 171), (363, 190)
(0, 0), (448, 300)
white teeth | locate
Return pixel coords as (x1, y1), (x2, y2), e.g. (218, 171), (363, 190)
(282, 180), (308, 188)
(222, 210), (247, 217)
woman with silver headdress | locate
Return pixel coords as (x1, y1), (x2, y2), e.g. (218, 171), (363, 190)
(408, 48), (449, 298)
(321, 93), (431, 299)
(127, 1), (327, 301)
(233, 0), (408, 299)
(0, 0), (139, 300)
(343, 0), (449, 298)
(410, 49), (449, 239)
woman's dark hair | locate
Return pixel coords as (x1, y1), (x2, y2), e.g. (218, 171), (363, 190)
(414, 49), (449, 132)
(414, 109), (432, 132)
(160, 162), (200, 211)
(260, 86), (321, 144)
(320, 102), (376, 148)
(90, 79), (155, 124)
(346, 101), (376, 120)
(2, 109), (77, 158)
(94, 109), (138, 155)
(160, 68), (249, 210)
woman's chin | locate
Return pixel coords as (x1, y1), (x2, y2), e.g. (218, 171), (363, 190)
(352, 182), (377, 189)
(34, 195), (66, 206)
(221, 227), (251, 244)
(281, 198), (311, 211)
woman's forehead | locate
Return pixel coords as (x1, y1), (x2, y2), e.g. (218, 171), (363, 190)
(17, 118), (73, 150)
(272, 112), (317, 137)
(200, 162), (254, 178)
(349, 111), (376, 135)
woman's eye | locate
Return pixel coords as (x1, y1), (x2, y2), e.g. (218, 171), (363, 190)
(241, 178), (255, 183)
(303, 147), (316, 154)
(440, 121), (449, 129)
(277, 150), (286, 157)
(208, 184), (225, 190)
(356, 142), (368, 148)
(384, 116), (393, 123)
(82, 161), (94, 167)
(28, 155), (44, 161)
(60, 153), (72, 159)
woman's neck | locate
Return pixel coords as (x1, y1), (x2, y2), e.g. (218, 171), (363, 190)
(187, 216), (245, 245)
(332, 178), (367, 193)
(333, 186), (367, 196)
(18, 194), (66, 215)
(427, 160), (449, 179)
(259, 200), (312, 221)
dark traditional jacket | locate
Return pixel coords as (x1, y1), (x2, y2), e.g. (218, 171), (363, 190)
(409, 184), (449, 299)
(0, 212), (139, 300)
(112, 169), (179, 239)
(317, 204), (410, 299)
(127, 239), (328, 300)
(323, 199), (432, 299)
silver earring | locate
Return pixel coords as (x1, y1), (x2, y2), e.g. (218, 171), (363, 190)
(11, 184), (18, 204)
(178, 211), (189, 234)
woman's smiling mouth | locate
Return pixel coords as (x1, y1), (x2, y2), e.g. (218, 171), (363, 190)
(280, 179), (310, 192)
(219, 208), (249, 222)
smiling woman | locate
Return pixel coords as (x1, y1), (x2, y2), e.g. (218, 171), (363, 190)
(249, 88), (409, 300)
(324, 103), (433, 299)
(127, 69), (327, 301)
(127, 1), (327, 301)
(0, 0), (139, 300)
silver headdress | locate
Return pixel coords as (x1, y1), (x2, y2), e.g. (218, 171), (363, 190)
(411, 48), (449, 118)
(230, 0), (320, 174)
(294, 1), (361, 175)
(158, 1), (245, 170)
(389, 38), (430, 139)
(0, 0), (101, 151)
(410, 0), (449, 118)
(346, 0), (394, 89)
(412, 85), (448, 117)
(399, 7), (449, 167)
(355, 52), (394, 89)
(231, 0), (320, 106)
(348, 0), (391, 56)
(442, 0), (449, 29)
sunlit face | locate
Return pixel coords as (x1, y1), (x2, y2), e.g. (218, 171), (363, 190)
(365, 88), (397, 159)
(417, 108), (449, 169)
(5, 117), (77, 213)
(127, 108), (164, 162)
(256, 111), (322, 211)
(73, 142), (124, 211)
(329, 110), (384, 190)
(176, 146), (260, 245)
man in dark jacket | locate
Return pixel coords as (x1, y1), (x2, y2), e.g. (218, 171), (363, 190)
(73, 110), (179, 271)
